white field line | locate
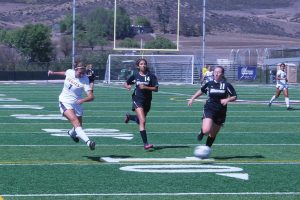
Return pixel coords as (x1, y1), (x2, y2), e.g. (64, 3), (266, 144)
(1, 122), (300, 125)
(0, 131), (298, 134)
(0, 143), (300, 147)
(2, 192), (300, 197)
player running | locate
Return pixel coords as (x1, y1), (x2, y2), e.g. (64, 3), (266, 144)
(268, 63), (293, 110)
(123, 58), (159, 150)
(188, 66), (237, 157)
(48, 62), (96, 150)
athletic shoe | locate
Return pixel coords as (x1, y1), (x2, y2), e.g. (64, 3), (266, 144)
(124, 113), (130, 123)
(197, 131), (204, 141)
(67, 130), (79, 143)
(89, 141), (96, 150)
(144, 144), (154, 150)
(287, 106), (294, 110)
(268, 102), (271, 107)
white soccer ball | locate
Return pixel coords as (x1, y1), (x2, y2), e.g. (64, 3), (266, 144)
(194, 145), (211, 159)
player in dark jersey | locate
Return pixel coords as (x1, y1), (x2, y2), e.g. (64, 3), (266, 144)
(86, 64), (95, 91)
(188, 66), (237, 156)
(123, 58), (159, 150)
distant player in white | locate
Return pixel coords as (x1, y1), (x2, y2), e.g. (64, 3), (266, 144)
(48, 62), (96, 150)
(201, 65), (214, 85)
(268, 63), (293, 110)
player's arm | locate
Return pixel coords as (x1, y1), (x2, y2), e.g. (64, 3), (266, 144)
(139, 84), (158, 92)
(188, 89), (203, 106)
(123, 74), (135, 90)
(48, 70), (66, 76)
(139, 75), (159, 92)
(221, 84), (237, 106)
(77, 90), (94, 104)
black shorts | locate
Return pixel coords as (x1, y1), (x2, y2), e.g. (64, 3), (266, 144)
(132, 96), (151, 113)
(202, 106), (226, 126)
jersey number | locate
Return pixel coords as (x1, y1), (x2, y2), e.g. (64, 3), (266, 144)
(220, 83), (225, 90)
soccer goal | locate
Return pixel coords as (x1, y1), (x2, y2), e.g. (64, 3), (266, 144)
(104, 54), (195, 84)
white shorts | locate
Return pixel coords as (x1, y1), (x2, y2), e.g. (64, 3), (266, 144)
(59, 102), (83, 116)
(276, 83), (288, 91)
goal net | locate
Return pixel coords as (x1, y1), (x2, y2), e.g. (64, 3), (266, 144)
(104, 54), (195, 84)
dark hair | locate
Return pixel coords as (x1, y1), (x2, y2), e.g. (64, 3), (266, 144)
(136, 58), (147, 66)
(280, 63), (286, 67)
(136, 58), (149, 72)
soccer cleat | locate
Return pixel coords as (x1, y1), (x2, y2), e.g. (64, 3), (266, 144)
(268, 102), (271, 107)
(144, 144), (154, 150)
(287, 106), (294, 110)
(88, 141), (96, 150)
(67, 130), (79, 143)
(197, 131), (204, 141)
(124, 113), (130, 123)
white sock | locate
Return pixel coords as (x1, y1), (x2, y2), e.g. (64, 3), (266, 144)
(75, 127), (90, 144)
(285, 97), (290, 107)
(69, 127), (76, 135)
(270, 95), (276, 103)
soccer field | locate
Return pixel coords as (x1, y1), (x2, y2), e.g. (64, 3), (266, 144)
(0, 82), (300, 200)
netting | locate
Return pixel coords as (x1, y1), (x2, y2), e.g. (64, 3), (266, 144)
(104, 54), (195, 84)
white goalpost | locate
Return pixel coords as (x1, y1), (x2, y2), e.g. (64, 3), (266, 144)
(104, 54), (195, 84)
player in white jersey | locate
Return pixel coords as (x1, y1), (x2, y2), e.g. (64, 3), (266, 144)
(201, 65), (214, 85)
(48, 62), (96, 150)
(268, 63), (293, 110)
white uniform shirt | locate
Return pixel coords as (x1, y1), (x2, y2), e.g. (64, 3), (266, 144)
(276, 69), (287, 85)
(204, 71), (214, 83)
(59, 69), (91, 104)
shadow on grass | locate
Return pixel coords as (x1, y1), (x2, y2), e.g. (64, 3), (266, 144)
(154, 145), (190, 151)
(213, 154), (265, 160)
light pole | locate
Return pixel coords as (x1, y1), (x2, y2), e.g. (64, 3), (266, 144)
(202, 0), (206, 70)
(72, 0), (76, 69)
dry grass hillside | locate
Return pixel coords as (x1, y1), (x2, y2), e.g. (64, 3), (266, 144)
(1, 0), (300, 60)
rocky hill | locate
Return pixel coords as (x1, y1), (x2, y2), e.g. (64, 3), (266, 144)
(1, 0), (300, 58)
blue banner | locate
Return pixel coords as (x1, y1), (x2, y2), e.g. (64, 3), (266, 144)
(238, 66), (257, 80)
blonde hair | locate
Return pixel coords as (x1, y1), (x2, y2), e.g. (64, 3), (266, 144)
(75, 62), (85, 70)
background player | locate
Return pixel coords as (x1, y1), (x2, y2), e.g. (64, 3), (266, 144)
(268, 63), (293, 110)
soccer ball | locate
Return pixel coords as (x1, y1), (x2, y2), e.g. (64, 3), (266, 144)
(194, 145), (211, 159)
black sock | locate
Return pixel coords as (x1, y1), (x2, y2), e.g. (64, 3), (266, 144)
(129, 115), (140, 124)
(206, 136), (215, 147)
(129, 115), (136, 121)
(140, 130), (148, 145)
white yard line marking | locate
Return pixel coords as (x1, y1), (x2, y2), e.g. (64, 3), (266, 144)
(2, 192), (300, 197)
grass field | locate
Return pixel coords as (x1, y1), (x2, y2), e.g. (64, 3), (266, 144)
(0, 82), (300, 200)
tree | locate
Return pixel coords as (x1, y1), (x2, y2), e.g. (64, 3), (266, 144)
(119, 38), (139, 48)
(60, 35), (72, 58)
(116, 7), (133, 39)
(144, 36), (176, 49)
(14, 24), (52, 62)
(156, 1), (170, 33)
(135, 16), (151, 27)
(59, 14), (85, 34)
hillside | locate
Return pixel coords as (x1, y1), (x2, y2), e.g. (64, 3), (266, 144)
(1, 0), (300, 58)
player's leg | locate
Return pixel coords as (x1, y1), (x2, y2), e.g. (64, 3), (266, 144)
(124, 101), (140, 124)
(63, 109), (95, 150)
(198, 108), (213, 141)
(135, 105), (153, 150)
(206, 123), (221, 147)
(283, 88), (292, 109)
(269, 87), (281, 106)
